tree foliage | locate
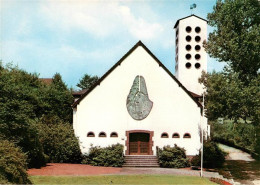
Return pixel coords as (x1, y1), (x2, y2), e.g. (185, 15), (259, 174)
(0, 139), (31, 184)
(0, 63), (77, 169)
(38, 116), (82, 163)
(41, 73), (73, 122)
(77, 74), (99, 90)
(206, 0), (260, 82)
(200, 69), (260, 126)
(0, 64), (46, 168)
(191, 140), (226, 168)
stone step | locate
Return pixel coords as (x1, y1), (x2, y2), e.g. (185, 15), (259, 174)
(125, 158), (158, 161)
(125, 161), (158, 164)
(123, 164), (160, 167)
(125, 156), (158, 159)
(123, 155), (159, 168)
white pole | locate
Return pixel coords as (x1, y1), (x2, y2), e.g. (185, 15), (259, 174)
(200, 93), (205, 177)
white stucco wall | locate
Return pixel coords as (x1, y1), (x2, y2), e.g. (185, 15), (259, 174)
(73, 45), (203, 156)
(175, 16), (207, 95)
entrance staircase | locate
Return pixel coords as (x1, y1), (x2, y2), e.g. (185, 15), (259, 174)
(123, 155), (160, 167)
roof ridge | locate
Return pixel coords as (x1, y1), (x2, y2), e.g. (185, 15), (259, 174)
(72, 41), (202, 109)
(174, 14), (208, 28)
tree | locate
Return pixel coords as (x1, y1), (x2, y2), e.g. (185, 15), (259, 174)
(37, 116), (82, 163)
(200, 69), (260, 156)
(200, 68), (260, 125)
(0, 139), (31, 184)
(205, 0), (260, 83)
(40, 73), (73, 122)
(77, 74), (99, 90)
(0, 64), (46, 168)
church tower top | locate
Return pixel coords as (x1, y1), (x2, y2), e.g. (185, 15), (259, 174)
(174, 15), (207, 95)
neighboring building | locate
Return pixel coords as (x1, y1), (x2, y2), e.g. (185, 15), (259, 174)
(72, 15), (209, 157)
(39, 78), (53, 85)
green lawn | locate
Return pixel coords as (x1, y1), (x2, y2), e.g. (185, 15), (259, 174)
(30, 175), (216, 184)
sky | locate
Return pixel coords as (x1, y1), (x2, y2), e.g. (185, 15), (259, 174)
(0, 0), (225, 89)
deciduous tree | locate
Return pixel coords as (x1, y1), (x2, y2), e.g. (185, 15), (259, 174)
(205, 0), (260, 83)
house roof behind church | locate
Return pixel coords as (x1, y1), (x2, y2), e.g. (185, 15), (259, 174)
(39, 78), (53, 85)
(174, 14), (208, 29)
(72, 41), (202, 108)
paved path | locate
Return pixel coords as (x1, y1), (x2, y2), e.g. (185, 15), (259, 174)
(28, 163), (122, 176)
(28, 163), (233, 184)
(218, 144), (255, 161)
(218, 144), (260, 185)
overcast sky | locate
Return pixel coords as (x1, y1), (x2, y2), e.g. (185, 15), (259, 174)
(1, 0), (225, 89)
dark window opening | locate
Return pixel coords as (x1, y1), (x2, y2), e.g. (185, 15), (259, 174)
(172, 133), (180, 138)
(87, 132), (95, 137)
(186, 45), (191, 51)
(183, 133), (191, 138)
(99, 132), (106, 137)
(186, 35), (192, 42)
(195, 45), (201, 51)
(110, 132), (118, 137)
(195, 63), (201, 69)
(195, 54), (201, 60)
(185, 62), (191, 69)
(195, 27), (201, 33)
(186, 54), (191, 60)
(161, 133), (169, 138)
(186, 26), (192, 33)
(195, 36), (201, 42)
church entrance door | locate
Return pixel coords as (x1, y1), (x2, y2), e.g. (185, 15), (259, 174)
(129, 133), (149, 155)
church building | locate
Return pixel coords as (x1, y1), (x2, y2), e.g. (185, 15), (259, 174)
(72, 15), (210, 158)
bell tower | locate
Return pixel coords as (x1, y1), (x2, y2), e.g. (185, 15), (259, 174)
(174, 15), (207, 95)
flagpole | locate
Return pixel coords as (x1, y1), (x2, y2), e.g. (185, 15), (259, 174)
(200, 93), (205, 177)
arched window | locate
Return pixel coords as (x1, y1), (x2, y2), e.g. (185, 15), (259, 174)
(183, 133), (191, 138)
(172, 133), (180, 138)
(161, 132), (169, 138)
(110, 132), (118, 137)
(99, 132), (106, 137)
(87, 132), (95, 137)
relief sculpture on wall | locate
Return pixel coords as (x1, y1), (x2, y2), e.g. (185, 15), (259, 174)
(126, 75), (153, 120)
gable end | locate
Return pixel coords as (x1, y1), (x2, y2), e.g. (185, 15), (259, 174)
(72, 41), (202, 109)
(174, 14), (208, 28)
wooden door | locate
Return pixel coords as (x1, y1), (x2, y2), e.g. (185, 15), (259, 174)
(129, 133), (149, 155)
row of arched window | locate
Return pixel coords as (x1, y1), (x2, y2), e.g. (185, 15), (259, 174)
(87, 132), (191, 139)
(87, 132), (118, 138)
(161, 132), (191, 138)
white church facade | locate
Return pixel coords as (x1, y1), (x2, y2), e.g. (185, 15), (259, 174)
(72, 15), (209, 157)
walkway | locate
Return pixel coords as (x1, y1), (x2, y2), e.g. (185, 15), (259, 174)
(218, 144), (255, 161)
(28, 163), (233, 184)
(218, 144), (260, 185)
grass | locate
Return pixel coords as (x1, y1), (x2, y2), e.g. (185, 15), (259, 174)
(30, 175), (217, 184)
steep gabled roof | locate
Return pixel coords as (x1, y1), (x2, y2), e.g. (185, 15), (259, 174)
(72, 41), (202, 108)
(174, 14), (208, 29)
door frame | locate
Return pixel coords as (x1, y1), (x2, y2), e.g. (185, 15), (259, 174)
(125, 130), (154, 155)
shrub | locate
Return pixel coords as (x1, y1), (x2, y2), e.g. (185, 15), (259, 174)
(0, 139), (31, 184)
(157, 145), (190, 168)
(191, 140), (226, 168)
(38, 117), (82, 163)
(84, 144), (124, 167)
